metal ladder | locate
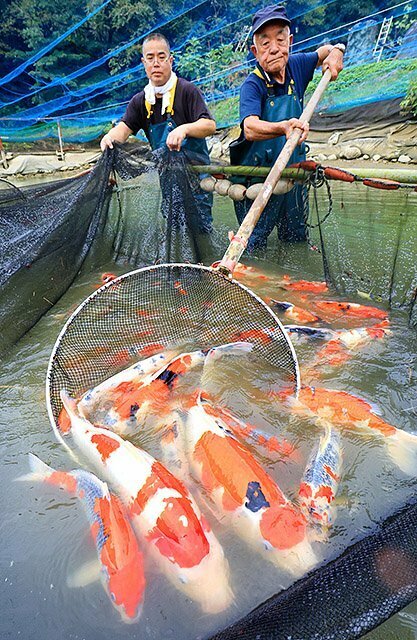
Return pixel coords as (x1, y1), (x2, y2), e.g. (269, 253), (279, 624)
(373, 16), (393, 62)
(235, 24), (252, 53)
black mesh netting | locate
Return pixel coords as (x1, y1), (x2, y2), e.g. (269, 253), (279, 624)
(0, 144), (221, 353)
(46, 264), (298, 426)
(209, 498), (417, 640)
(306, 176), (417, 328)
(0, 155), (114, 351)
(2, 142), (416, 355)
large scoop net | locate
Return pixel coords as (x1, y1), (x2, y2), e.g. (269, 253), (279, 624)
(46, 263), (299, 425)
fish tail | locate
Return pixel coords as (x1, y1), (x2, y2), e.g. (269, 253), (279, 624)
(387, 429), (417, 477)
(16, 453), (54, 483)
(53, 390), (83, 463)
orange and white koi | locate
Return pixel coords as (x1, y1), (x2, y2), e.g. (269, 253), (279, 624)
(199, 392), (299, 461)
(313, 300), (388, 321)
(78, 351), (176, 428)
(19, 453), (145, 622)
(279, 386), (417, 477)
(277, 275), (328, 294)
(78, 343), (252, 437)
(269, 300), (320, 324)
(99, 272), (117, 287)
(179, 392), (318, 578)
(298, 423), (342, 533)
(60, 391), (233, 613)
(297, 321), (391, 370)
(233, 262), (271, 282)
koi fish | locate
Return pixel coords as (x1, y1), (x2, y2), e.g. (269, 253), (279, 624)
(233, 262), (271, 281)
(300, 321), (391, 370)
(285, 321), (391, 348)
(298, 423), (342, 533)
(198, 392), (299, 461)
(179, 392), (318, 578)
(78, 351), (176, 428)
(60, 391), (233, 613)
(78, 343), (252, 437)
(277, 275), (328, 294)
(269, 300), (320, 324)
(313, 300), (388, 321)
(279, 386), (417, 477)
(100, 272), (117, 287)
(18, 453), (145, 622)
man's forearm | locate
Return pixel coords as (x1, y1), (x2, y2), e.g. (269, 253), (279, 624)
(243, 116), (287, 141)
(183, 118), (216, 139)
(108, 122), (133, 143)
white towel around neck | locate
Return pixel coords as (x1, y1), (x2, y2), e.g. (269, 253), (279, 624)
(144, 72), (177, 115)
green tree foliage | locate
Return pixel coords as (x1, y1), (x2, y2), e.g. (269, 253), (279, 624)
(0, 0), (415, 123)
(401, 79), (417, 116)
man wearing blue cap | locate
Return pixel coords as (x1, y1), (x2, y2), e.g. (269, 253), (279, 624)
(230, 5), (344, 249)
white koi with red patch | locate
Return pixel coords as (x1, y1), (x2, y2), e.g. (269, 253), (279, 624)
(60, 391), (233, 613)
(78, 351), (176, 421)
(298, 423), (342, 532)
(78, 342), (252, 437)
(270, 300), (320, 324)
(18, 453), (145, 622)
(179, 393), (318, 578)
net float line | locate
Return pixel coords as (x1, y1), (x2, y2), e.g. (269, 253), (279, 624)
(192, 162), (417, 190)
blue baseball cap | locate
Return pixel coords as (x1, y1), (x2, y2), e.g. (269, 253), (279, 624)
(251, 5), (291, 36)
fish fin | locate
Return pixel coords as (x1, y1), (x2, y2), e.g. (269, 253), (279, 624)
(208, 341), (253, 359)
(67, 559), (102, 588)
(57, 391), (86, 464)
(285, 325), (335, 339)
(15, 453), (54, 482)
(387, 430), (417, 477)
(270, 300), (292, 310)
(356, 290), (373, 301)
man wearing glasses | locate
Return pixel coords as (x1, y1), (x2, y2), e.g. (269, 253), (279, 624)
(230, 5), (344, 250)
(101, 32), (215, 232)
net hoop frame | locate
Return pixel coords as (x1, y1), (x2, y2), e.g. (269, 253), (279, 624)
(45, 262), (300, 432)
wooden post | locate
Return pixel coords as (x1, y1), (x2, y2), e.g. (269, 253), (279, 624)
(0, 137), (8, 169)
(56, 121), (65, 161)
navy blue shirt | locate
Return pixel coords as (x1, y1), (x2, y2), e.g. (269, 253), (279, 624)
(239, 52), (318, 125)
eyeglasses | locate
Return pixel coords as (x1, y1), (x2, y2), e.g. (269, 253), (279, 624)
(259, 36), (290, 50)
(143, 53), (171, 65)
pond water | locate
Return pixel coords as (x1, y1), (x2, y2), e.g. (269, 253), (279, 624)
(1, 184), (417, 639)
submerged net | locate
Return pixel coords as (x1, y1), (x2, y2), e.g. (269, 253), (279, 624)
(211, 497), (417, 640)
(1, 142), (416, 347)
(306, 175), (417, 328)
